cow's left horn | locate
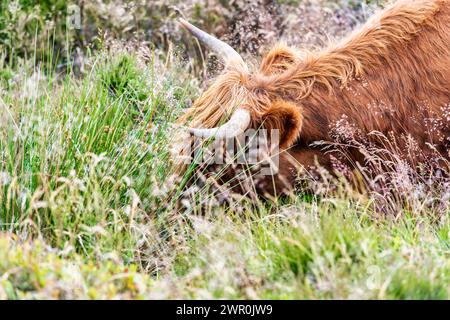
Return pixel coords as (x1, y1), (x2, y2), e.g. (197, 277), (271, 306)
(188, 108), (251, 139)
(179, 18), (247, 70)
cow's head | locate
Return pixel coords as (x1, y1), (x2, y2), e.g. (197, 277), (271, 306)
(176, 19), (333, 196)
(177, 19), (304, 149)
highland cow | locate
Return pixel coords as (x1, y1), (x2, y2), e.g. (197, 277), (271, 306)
(177, 0), (450, 197)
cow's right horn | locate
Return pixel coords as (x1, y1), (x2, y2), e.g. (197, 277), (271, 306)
(188, 108), (251, 139)
(179, 18), (247, 70)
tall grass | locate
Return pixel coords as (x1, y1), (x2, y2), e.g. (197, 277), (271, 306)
(0, 43), (195, 262)
(0, 43), (448, 299)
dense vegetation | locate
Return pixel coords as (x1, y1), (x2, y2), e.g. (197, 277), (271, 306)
(0, 0), (448, 299)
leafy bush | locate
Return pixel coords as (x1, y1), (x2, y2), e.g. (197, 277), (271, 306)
(0, 0), (387, 70)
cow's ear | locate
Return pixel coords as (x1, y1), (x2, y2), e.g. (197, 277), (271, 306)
(260, 44), (299, 75)
(258, 100), (303, 149)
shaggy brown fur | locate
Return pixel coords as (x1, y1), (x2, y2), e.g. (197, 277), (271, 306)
(178, 0), (450, 196)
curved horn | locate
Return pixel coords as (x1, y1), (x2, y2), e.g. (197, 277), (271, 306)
(179, 18), (247, 69)
(188, 109), (251, 139)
